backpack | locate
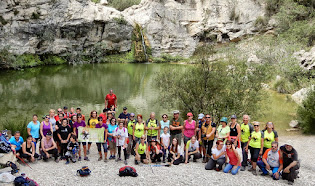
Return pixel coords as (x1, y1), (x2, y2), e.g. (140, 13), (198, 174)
(119, 166), (138, 177)
(77, 166), (91, 177)
(14, 176), (38, 186)
(0, 133), (11, 153)
(6, 161), (19, 174)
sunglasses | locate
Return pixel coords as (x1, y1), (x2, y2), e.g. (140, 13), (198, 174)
(46, 117), (50, 119)
(206, 117), (211, 118)
(254, 125), (259, 127)
(130, 116), (134, 117)
(141, 138), (144, 140)
(162, 117), (167, 118)
(78, 117), (82, 118)
(272, 146), (277, 148)
(226, 144), (232, 145)
(58, 111), (62, 112)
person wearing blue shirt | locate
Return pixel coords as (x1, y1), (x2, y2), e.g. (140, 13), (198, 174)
(9, 131), (24, 157)
(27, 114), (41, 142)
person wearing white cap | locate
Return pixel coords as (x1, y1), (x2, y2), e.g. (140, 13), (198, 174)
(280, 141), (299, 185)
(169, 110), (183, 146)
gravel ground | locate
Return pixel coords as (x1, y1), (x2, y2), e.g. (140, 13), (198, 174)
(9, 135), (315, 186)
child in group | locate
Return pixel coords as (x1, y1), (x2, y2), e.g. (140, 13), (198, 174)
(57, 118), (71, 159)
(65, 135), (79, 164)
(114, 121), (128, 165)
(160, 126), (170, 163)
(148, 139), (163, 163)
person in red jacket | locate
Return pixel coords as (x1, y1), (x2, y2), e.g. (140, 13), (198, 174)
(105, 89), (117, 109)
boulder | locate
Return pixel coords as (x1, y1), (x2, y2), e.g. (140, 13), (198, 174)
(0, 152), (17, 166)
(289, 120), (299, 128)
(291, 85), (315, 104)
(100, 0), (108, 5)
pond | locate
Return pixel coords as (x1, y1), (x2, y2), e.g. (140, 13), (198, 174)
(0, 63), (298, 135)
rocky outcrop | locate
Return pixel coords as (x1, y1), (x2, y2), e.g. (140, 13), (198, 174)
(291, 85), (314, 104)
(123, 0), (266, 57)
(0, 0), (267, 58)
(293, 46), (315, 70)
(0, 0), (133, 56)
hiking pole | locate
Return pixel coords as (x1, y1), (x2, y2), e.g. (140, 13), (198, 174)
(15, 155), (33, 170)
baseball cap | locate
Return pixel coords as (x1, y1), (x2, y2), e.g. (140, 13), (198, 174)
(187, 112), (193, 117)
(198, 113), (205, 119)
(130, 113), (135, 116)
(123, 107), (127, 110)
(173, 110), (180, 114)
(286, 140), (293, 146)
(231, 115), (237, 119)
(63, 106), (68, 109)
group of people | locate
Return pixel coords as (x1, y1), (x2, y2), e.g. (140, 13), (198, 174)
(8, 90), (299, 185)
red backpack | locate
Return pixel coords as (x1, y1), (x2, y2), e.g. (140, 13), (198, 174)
(119, 166), (138, 177)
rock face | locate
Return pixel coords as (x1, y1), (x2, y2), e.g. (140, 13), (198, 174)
(293, 46), (315, 70)
(0, 0), (266, 58)
(291, 85), (314, 104)
(123, 0), (266, 57)
(0, 0), (133, 56)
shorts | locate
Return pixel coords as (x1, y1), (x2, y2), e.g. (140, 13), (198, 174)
(184, 136), (192, 145)
(78, 142), (87, 146)
(140, 154), (146, 162)
(108, 140), (116, 150)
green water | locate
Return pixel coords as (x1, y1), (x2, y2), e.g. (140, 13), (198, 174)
(0, 63), (298, 135)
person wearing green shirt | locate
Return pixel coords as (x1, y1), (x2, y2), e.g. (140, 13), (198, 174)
(245, 121), (264, 176)
(240, 115), (254, 171)
(135, 135), (149, 165)
(145, 112), (160, 142)
(262, 121), (278, 154)
(127, 113), (137, 156)
(215, 117), (230, 143)
(169, 110), (184, 146)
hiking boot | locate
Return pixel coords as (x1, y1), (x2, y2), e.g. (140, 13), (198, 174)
(124, 160), (128, 165)
(248, 167), (254, 172)
(104, 158), (108, 162)
(240, 166), (246, 171)
(162, 160), (166, 163)
(65, 161), (69, 165)
(84, 157), (90, 161)
(87, 150), (90, 155)
(193, 159), (197, 162)
(216, 168), (221, 172)
(37, 155), (42, 160)
(116, 158), (122, 162)
(78, 157), (82, 161)
(202, 157), (207, 163)
(98, 157), (102, 161)
(109, 155), (113, 160)
(135, 160), (139, 165)
(55, 158), (59, 163)
(288, 181), (294, 185)
(112, 155), (116, 159)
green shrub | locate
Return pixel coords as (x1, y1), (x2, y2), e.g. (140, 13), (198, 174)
(297, 89), (315, 134)
(1, 118), (29, 140)
(254, 16), (268, 30)
(15, 54), (42, 68)
(31, 12), (40, 19)
(265, 0), (284, 17)
(153, 54), (184, 63)
(43, 55), (66, 65)
(113, 16), (128, 25)
(91, 0), (101, 3)
(273, 78), (293, 93)
(108, 0), (141, 11)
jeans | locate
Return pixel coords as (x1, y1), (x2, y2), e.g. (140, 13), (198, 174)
(241, 141), (249, 167)
(96, 143), (108, 153)
(257, 161), (280, 180)
(223, 163), (241, 175)
(205, 157), (226, 170)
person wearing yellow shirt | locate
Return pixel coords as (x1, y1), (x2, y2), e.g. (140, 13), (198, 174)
(240, 115), (254, 171)
(262, 122), (279, 154)
(87, 110), (98, 155)
(245, 121), (264, 176)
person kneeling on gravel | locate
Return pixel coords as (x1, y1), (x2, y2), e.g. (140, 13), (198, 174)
(135, 135), (150, 165)
(280, 141), (299, 185)
(205, 140), (226, 171)
(184, 136), (202, 164)
(41, 132), (59, 163)
(257, 141), (283, 179)
(65, 134), (79, 164)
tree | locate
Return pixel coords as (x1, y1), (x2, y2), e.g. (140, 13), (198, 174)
(156, 58), (268, 120)
(297, 88), (315, 134)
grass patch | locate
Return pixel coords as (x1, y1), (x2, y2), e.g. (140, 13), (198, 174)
(0, 118), (29, 140)
(0, 16), (8, 25)
(153, 54), (185, 63)
(102, 51), (135, 63)
(107, 0), (141, 11)
(113, 16), (128, 25)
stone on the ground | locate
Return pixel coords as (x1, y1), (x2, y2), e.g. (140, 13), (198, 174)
(289, 120), (299, 128)
(291, 86), (314, 104)
(100, 0), (108, 5)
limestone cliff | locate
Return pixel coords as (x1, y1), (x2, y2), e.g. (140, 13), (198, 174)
(0, 0), (267, 58)
(0, 0), (133, 55)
